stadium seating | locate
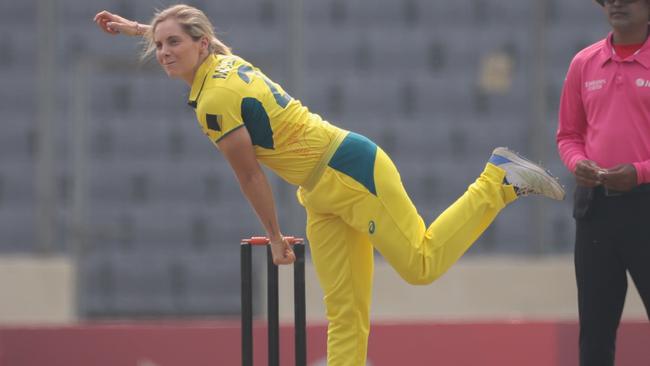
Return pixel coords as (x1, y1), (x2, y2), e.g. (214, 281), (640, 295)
(0, 206), (36, 253)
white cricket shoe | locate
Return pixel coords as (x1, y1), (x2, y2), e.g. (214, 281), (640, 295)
(489, 147), (566, 200)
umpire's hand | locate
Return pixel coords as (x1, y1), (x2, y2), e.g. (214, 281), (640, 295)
(574, 159), (604, 187)
(600, 164), (638, 192)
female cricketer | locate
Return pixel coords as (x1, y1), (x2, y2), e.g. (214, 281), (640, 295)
(94, 5), (565, 365)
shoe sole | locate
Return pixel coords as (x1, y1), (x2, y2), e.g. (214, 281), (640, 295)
(493, 147), (566, 200)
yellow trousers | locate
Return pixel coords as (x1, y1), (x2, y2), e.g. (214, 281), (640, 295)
(297, 133), (517, 366)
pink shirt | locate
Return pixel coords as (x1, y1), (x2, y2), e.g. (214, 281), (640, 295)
(557, 32), (650, 184)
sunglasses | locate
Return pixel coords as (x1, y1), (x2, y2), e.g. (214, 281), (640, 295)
(601, 0), (641, 4)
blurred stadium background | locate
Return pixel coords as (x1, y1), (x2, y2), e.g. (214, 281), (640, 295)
(0, 0), (648, 365)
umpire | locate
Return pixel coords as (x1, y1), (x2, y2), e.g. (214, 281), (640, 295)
(556, 0), (650, 365)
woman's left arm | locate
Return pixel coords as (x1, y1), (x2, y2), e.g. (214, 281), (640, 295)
(217, 127), (295, 265)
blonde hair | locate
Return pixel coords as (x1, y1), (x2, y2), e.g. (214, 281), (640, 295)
(142, 4), (231, 60)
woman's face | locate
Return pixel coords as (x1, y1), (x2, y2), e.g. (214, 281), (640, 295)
(153, 18), (206, 83)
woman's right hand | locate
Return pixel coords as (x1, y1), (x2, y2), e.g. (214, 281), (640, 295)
(93, 10), (142, 36)
(269, 237), (296, 265)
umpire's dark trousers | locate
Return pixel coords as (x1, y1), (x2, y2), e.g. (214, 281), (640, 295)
(573, 185), (650, 366)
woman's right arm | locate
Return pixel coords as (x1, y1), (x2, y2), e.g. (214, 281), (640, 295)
(217, 127), (296, 265)
(93, 10), (150, 36)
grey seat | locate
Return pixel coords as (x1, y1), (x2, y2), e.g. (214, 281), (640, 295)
(481, 0), (532, 25)
(0, 1), (36, 23)
(0, 72), (33, 113)
(303, 26), (366, 75)
(416, 0), (482, 26)
(0, 162), (35, 207)
(347, 0), (420, 27)
(86, 74), (137, 116)
(126, 204), (193, 249)
(365, 28), (436, 74)
(60, 24), (138, 63)
(78, 251), (117, 316)
(172, 248), (241, 315)
(396, 157), (484, 212)
(169, 117), (219, 158)
(110, 250), (177, 316)
(203, 0), (283, 28)
(81, 249), (185, 316)
(546, 25), (605, 71)
(101, 116), (169, 160)
(128, 75), (187, 113)
(489, 199), (538, 254)
(0, 26), (36, 71)
(81, 246), (242, 317)
(549, 0), (608, 25)
(386, 118), (458, 163)
(304, 0), (349, 26)
(0, 114), (34, 161)
(87, 159), (144, 203)
(414, 73), (478, 119)
(299, 75), (340, 120)
(225, 27), (286, 75)
(82, 208), (136, 252)
(340, 75), (403, 120)
(59, 0), (118, 23)
(0, 206), (36, 253)
(145, 158), (240, 204)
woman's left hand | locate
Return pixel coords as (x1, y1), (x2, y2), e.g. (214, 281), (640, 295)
(269, 237), (296, 265)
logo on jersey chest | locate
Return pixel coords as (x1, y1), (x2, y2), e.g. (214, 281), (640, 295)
(636, 78), (650, 88)
(585, 79), (606, 91)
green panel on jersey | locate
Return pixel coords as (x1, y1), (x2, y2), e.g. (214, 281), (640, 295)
(328, 133), (377, 195)
(205, 114), (221, 132)
(241, 97), (274, 149)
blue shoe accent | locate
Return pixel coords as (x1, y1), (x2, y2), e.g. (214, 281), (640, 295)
(489, 147), (566, 200)
(488, 154), (511, 166)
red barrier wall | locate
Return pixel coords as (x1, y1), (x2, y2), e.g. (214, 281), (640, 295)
(0, 321), (647, 366)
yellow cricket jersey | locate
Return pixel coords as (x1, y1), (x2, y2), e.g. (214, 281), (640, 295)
(188, 54), (346, 188)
